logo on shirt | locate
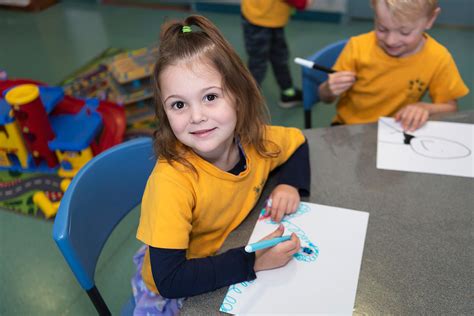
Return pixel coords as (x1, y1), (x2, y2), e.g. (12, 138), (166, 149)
(407, 78), (426, 101)
(253, 179), (266, 199)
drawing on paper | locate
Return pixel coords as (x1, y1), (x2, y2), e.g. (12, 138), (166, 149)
(220, 203), (319, 313)
(257, 203), (319, 262)
(379, 118), (472, 160)
(220, 202), (370, 315)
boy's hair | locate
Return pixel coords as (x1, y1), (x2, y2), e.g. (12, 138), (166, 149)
(371, 0), (438, 21)
(152, 15), (276, 171)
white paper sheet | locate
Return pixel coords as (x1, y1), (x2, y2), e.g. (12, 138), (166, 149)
(220, 202), (369, 315)
(377, 117), (474, 178)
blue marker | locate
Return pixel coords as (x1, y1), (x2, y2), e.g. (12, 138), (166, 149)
(244, 235), (291, 253)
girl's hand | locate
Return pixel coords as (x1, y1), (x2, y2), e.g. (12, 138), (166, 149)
(395, 103), (430, 132)
(266, 184), (300, 223)
(327, 71), (356, 97)
(253, 225), (300, 272)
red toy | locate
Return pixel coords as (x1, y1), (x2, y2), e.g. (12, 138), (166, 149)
(0, 79), (126, 173)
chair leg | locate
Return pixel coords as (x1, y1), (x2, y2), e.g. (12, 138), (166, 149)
(87, 286), (111, 316)
(304, 109), (312, 129)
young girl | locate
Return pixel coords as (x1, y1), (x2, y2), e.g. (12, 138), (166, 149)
(134, 15), (310, 315)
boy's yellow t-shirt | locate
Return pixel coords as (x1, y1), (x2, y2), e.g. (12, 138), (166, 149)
(333, 31), (469, 124)
(136, 125), (305, 293)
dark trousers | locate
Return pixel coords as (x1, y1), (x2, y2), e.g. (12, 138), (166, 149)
(242, 16), (293, 91)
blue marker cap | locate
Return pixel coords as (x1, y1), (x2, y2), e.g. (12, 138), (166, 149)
(244, 235), (291, 253)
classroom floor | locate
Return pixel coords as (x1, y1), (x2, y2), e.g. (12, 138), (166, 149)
(0, 1), (472, 315)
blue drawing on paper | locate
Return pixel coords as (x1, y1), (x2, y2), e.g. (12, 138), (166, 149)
(220, 280), (256, 313)
(259, 203), (319, 262)
(220, 203), (319, 313)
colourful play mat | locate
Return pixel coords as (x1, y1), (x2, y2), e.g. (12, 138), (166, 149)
(1, 47), (157, 220)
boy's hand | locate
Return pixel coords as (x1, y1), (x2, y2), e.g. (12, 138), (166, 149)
(327, 71), (356, 97)
(265, 184), (300, 223)
(395, 103), (429, 132)
(253, 225), (300, 272)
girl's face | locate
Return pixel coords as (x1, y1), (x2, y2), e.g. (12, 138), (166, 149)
(160, 61), (237, 164)
(374, 1), (438, 57)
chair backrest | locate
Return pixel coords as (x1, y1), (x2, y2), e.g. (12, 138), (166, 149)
(52, 137), (155, 314)
(301, 39), (348, 111)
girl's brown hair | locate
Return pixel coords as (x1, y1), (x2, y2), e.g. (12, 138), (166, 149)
(152, 15), (276, 171)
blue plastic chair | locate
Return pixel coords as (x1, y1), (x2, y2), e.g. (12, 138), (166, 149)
(301, 39), (348, 128)
(52, 137), (155, 315)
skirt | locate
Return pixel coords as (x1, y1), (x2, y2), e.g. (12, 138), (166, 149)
(131, 245), (185, 316)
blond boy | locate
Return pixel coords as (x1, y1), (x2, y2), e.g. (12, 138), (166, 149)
(319, 0), (469, 131)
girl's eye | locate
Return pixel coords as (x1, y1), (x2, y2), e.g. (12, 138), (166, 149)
(205, 94), (217, 102)
(172, 101), (185, 109)
(400, 31), (411, 36)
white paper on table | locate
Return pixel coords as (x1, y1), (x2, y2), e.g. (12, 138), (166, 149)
(220, 202), (369, 315)
(377, 117), (474, 178)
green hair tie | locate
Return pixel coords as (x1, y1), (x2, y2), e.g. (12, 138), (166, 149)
(182, 25), (192, 33)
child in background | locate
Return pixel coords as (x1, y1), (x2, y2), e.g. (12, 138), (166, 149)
(133, 15), (310, 315)
(319, 0), (469, 131)
(241, 0), (313, 108)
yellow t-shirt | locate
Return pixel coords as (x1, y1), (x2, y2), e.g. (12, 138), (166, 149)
(241, 0), (292, 28)
(333, 31), (469, 124)
(136, 125), (305, 293)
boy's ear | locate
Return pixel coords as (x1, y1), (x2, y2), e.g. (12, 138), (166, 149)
(426, 7), (441, 30)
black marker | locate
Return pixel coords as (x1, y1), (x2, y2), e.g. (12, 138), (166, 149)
(294, 57), (336, 73)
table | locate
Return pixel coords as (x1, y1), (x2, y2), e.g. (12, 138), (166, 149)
(181, 111), (474, 315)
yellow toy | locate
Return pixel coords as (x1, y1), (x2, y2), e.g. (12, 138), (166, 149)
(0, 113), (29, 169)
(55, 147), (94, 178)
(33, 178), (71, 218)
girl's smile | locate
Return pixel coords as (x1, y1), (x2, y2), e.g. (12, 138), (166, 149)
(190, 127), (218, 137)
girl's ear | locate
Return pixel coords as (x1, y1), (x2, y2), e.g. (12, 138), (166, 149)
(426, 7), (441, 30)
